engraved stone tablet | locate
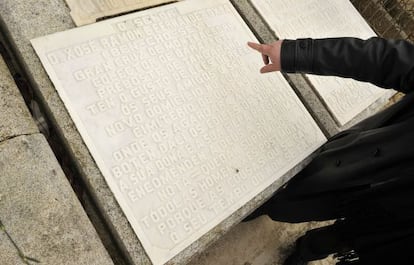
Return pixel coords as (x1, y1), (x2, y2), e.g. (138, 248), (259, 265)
(31, 0), (326, 264)
(65, 0), (178, 26)
(250, 0), (390, 126)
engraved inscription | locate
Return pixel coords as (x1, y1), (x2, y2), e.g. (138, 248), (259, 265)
(65, 0), (179, 26)
(32, 1), (326, 264)
(251, 0), (390, 126)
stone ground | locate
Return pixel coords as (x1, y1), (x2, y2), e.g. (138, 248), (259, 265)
(1, 0), (409, 264)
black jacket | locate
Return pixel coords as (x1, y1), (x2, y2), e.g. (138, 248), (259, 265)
(278, 38), (414, 264)
(278, 37), (414, 208)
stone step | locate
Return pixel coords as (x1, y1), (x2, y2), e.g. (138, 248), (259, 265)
(0, 134), (114, 265)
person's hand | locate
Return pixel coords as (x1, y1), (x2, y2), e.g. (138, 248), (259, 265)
(247, 40), (283, 73)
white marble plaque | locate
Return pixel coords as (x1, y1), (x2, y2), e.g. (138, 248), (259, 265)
(251, 0), (391, 126)
(65, 0), (179, 26)
(31, 0), (326, 264)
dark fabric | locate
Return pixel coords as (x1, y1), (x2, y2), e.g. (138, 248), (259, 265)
(249, 37), (414, 264)
(281, 37), (414, 93)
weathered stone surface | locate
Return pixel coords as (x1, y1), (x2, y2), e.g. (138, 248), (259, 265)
(249, 0), (393, 126)
(31, 1), (326, 264)
(0, 55), (37, 142)
(0, 134), (114, 265)
(0, 228), (27, 265)
(65, 0), (179, 26)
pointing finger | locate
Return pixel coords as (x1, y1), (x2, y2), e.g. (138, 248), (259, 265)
(248, 42), (273, 56)
(247, 41), (262, 52)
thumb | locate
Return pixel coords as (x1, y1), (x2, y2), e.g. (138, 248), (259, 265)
(260, 64), (277, 73)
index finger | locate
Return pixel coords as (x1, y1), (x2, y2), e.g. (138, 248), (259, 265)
(247, 42), (271, 55)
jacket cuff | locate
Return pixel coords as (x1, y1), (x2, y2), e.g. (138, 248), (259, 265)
(280, 39), (296, 72)
(281, 38), (314, 73)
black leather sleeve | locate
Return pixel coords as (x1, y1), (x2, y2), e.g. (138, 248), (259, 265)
(280, 37), (414, 93)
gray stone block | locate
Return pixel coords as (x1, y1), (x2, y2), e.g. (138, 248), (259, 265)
(0, 134), (114, 265)
(0, 55), (37, 142)
(0, 228), (27, 265)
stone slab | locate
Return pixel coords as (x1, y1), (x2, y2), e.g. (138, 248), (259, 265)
(0, 54), (37, 142)
(65, 0), (179, 26)
(31, 0), (326, 264)
(0, 134), (114, 265)
(250, 0), (393, 126)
